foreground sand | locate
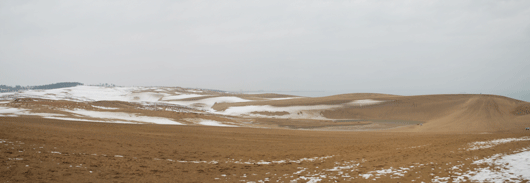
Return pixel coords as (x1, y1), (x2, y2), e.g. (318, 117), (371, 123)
(2, 87), (530, 182)
(1, 117), (529, 182)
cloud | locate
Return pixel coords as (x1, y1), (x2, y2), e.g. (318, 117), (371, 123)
(0, 0), (529, 100)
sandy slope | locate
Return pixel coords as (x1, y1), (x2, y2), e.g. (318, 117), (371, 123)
(409, 95), (525, 132)
(214, 94), (530, 133)
(2, 85), (529, 132)
(1, 117), (530, 182)
(212, 93), (398, 111)
(2, 87), (530, 182)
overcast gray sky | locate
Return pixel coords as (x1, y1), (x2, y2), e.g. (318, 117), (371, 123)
(1, 0), (529, 100)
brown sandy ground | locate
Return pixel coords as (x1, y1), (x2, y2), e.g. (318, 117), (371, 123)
(1, 117), (530, 182)
(214, 94), (530, 133)
(172, 94), (297, 102)
(251, 118), (375, 130)
(5, 93), (530, 131)
(5, 98), (233, 125)
(212, 93), (398, 111)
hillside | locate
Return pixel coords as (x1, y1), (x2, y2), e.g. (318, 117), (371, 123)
(1, 85), (529, 133)
(215, 94), (530, 133)
(2, 86), (530, 182)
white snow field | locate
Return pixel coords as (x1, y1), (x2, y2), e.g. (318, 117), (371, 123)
(91, 105), (119, 110)
(0, 105), (182, 125)
(0, 86), (252, 111)
(0, 106), (25, 116)
(465, 136), (530, 151)
(66, 109), (184, 125)
(0, 106), (135, 124)
(466, 147), (530, 182)
(166, 96), (251, 111)
(218, 99), (384, 119)
(1, 86), (387, 121)
(484, 149), (530, 181)
(0, 106), (64, 118)
(0, 86), (160, 102)
(431, 138), (530, 183)
(433, 148), (530, 182)
(348, 99), (384, 106)
(198, 119), (237, 127)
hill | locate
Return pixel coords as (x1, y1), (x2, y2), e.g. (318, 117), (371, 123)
(215, 94), (530, 133)
(0, 82), (83, 92)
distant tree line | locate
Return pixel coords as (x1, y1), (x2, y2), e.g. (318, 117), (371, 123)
(0, 82), (83, 93)
(202, 89), (227, 93)
(89, 83), (116, 87)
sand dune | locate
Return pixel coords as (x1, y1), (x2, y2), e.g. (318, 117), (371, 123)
(1, 86), (529, 132)
(215, 94), (530, 133)
(2, 87), (530, 182)
(1, 117), (529, 182)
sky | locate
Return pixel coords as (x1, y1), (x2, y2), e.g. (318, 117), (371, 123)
(1, 0), (529, 100)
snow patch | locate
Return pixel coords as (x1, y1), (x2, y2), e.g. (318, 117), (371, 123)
(4, 86), (168, 102)
(348, 99), (384, 106)
(0, 106), (26, 114)
(162, 94), (205, 100)
(42, 116), (135, 124)
(167, 96), (251, 110)
(466, 137), (530, 151)
(219, 99), (384, 119)
(66, 109), (184, 125)
(92, 105), (119, 110)
(198, 120), (237, 127)
(433, 147), (530, 183)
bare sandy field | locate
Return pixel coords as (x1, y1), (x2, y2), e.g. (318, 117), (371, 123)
(1, 86), (530, 182)
(1, 117), (530, 182)
(215, 94), (530, 133)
